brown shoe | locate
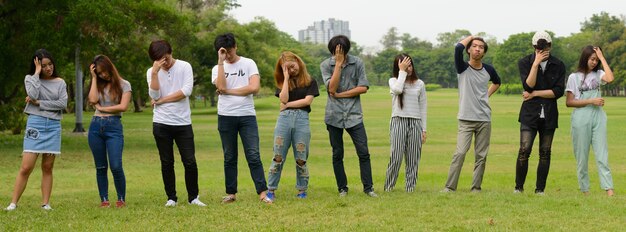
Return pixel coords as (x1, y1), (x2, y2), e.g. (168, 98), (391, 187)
(222, 196), (236, 204)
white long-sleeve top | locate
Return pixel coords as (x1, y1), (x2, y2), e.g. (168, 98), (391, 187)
(389, 71), (427, 131)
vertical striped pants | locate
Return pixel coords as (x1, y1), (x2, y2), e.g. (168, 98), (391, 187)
(384, 117), (423, 192)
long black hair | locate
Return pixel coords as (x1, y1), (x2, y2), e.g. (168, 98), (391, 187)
(29, 49), (59, 77)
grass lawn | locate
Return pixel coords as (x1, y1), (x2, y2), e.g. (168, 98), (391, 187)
(0, 86), (624, 231)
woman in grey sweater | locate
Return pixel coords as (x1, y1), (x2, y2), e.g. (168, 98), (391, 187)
(5, 49), (67, 211)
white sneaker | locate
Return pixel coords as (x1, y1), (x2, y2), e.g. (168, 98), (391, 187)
(41, 204), (53, 210)
(5, 203), (16, 211)
(189, 196), (206, 207)
(165, 199), (177, 207)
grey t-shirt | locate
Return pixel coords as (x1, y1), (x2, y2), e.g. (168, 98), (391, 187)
(321, 54), (369, 128)
(23, 74), (68, 120)
(454, 43), (501, 122)
(95, 79), (132, 116)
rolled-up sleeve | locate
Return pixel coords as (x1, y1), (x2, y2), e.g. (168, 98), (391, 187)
(147, 68), (161, 100)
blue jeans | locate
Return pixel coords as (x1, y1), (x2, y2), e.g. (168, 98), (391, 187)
(88, 116), (126, 202)
(327, 123), (374, 193)
(267, 110), (310, 191)
(218, 115), (268, 195)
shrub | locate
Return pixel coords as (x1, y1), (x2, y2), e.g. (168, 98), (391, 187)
(496, 83), (524, 95)
(425, 84), (442, 91)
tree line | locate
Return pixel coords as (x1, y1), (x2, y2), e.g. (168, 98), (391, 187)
(1, 0), (624, 133)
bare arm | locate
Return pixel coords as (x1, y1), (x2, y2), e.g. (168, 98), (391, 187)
(328, 45), (345, 95)
(596, 47), (614, 83)
(148, 58), (166, 100)
(525, 50), (549, 88)
(281, 95), (314, 111)
(96, 91), (132, 113)
(488, 84), (500, 97)
(565, 91), (604, 108)
(214, 48), (228, 93)
(87, 64), (100, 105)
(278, 63), (290, 104)
(333, 86), (368, 98)
(221, 74), (260, 96)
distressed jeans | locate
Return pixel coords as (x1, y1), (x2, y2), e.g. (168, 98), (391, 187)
(267, 109), (311, 191)
(88, 116), (126, 202)
(515, 123), (555, 192)
(218, 115), (268, 195)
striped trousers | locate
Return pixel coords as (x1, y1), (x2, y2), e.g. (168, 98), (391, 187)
(384, 117), (423, 192)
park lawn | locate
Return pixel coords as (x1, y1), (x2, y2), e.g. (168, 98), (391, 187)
(0, 87), (624, 231)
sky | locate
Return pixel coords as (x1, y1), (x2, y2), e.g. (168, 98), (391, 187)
(229, 0), (626, 51)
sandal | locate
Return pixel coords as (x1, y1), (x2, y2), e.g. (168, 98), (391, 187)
(260, 196), (273, 204)
(221, 196), (236, 204)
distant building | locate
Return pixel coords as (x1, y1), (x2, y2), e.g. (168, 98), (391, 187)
(298, 18), (351, 44)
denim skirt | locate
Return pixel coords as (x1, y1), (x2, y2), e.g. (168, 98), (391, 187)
(23, 114), (62, 155)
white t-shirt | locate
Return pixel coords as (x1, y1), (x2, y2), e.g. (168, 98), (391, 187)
(565, 70), (605, 99)
(211, 56), (259, 116)
(146, 59), (194, 126)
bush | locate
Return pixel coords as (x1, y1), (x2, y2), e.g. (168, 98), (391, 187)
(496, 83), (523, 95)
(0, 102), (25, 135)
(425, 84), (442, 91)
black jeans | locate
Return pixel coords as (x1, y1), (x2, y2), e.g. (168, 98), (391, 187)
(153, 123), (199, 203)
(515, 123), (555, 192)
(218, 115), (268, 195)
(327, 123), (374, 193)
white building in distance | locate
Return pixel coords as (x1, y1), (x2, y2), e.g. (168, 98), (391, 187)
(298, 18), (351, 44)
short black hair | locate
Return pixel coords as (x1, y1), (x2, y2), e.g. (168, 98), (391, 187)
(214, 33), (237, 52)
(327, 35), (351, 55)
(148, 40), (172, 61)
(466, 37), (489, 54)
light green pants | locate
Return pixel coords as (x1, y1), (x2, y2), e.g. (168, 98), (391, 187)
(571, 106), (613, 192)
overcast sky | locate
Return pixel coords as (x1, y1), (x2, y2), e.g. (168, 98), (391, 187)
(229, 0), (626, 50)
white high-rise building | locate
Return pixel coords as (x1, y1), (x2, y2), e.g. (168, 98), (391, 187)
(298, 18), (351, 44)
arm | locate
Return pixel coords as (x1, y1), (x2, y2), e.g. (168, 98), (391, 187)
(214, 48), (228, 93)
(39, 80), (68, 110)
(221, 74), (260, 96)
(148, 59), (166, 100)
(418, 82), (427, 143)
(327, 44), (345, 95)
(454, 42), (470, 74)
(390, 57), (411, 94)
(278, 63), (290, 104)
(334, 86), (368, 98)
(87, 64), (99, 105)
(24, 57), (43, 99)
(154, 65), (193, 105)
(488, 84), (500, 97)
(596, 47), (614, 84)
(565, 91), (604, 108)
(96, 91), (132, 113)
(524, 50), (550, 88)
(281, 95), (314, 110)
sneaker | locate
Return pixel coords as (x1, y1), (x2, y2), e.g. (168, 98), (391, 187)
(470, 188), (481, 193)
(115, 200), (126, 208)
(296, 192), (307, 199)
(266, 192), (275, 201)
(100, 201), (111, 208)
(165, 199), (177, 207)
(189, 197), (206, 207)
(513, 189), (523, 194)
(535, 190), (545, 196)
(41, 204), (53, 210)
(440, 188), (455, 193)
(366, 191), (378, 197)
(339, 189), (348, 197)
(4, 203), (16, 211)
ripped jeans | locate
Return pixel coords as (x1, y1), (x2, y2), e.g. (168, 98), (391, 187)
(88, 116), (126, 202)
(515, 123), (555, 192)
(267, 109), (310, 191)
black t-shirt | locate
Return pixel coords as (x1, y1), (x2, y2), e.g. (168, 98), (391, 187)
(274, 79), (320, 113)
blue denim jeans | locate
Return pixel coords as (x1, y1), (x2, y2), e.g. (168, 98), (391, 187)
(88, 116), (126, 202)
(218, 115), (268, 195)
(326, 123), (374, 193)
(267, 109), (310, 191)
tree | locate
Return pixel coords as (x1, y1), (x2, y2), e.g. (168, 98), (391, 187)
(380, 27), (401, 50)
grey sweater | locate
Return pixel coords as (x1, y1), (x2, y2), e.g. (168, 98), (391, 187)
(24, 74), (68, 120)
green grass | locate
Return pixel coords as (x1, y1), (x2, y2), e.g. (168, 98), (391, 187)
(1, 87), (625, 231)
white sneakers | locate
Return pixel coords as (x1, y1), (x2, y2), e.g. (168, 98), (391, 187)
(4, 203), (52, 211)
(4, 203), (16, 211)
(189, 196), (206, 207)
(165, 199), (177, 207)
(165, 196), (206, 207)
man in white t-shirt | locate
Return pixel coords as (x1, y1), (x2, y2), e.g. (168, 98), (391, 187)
(211, 33), (271, 204)
(147, 40), (206, 207)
